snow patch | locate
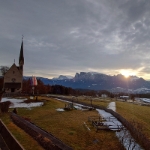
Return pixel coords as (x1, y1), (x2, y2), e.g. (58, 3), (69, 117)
(1, 98), (44, 108)
(107, 102), (116, 111)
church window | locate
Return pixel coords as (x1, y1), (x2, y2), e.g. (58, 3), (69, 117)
(12, 78), (16, 82)
(13, 71), (15, 74)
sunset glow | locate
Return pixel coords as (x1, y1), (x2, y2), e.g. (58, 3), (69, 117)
(120, 69), (136, 78)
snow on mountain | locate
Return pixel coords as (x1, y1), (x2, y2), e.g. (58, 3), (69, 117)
(53, 75), (73, 80)
(74, 72), (106, 80)
(134, 88), (150, 93)
(129, 76), (139, 81)
(23, 72), (150, 93)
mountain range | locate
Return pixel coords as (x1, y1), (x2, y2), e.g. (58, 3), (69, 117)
(24, 72), (150, 94)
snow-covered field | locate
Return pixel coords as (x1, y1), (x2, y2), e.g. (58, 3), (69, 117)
(140, 98), (150, 103)
(1, 97), (44, 108)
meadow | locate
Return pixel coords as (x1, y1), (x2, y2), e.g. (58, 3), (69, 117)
(72, 96), (150, 139)
(1, 95), (150, 150)
(1, 96), (124, 150)
(116, 101), (150, 139)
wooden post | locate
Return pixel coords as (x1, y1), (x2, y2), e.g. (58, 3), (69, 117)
(32, 86), (34, 95)
(0, 91), (4, 102)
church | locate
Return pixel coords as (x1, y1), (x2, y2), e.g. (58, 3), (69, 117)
(3, 40), (24, 93)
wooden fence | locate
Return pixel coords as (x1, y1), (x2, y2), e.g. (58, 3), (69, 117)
(11, 113), (73, 150)
(0, 119), (24, 150)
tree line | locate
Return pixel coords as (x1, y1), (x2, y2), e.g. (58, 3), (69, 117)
(22, 78), (111, 96)
(0, 77), (104, 96)
(22, 78), (79, 95)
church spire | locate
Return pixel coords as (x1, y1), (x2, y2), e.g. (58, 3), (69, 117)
(19, 36), (24, 75)
(19, 37), (24, 65)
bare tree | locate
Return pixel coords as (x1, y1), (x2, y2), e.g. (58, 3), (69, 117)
(0, 66), (8, 101)
(0, 66), (9, 76)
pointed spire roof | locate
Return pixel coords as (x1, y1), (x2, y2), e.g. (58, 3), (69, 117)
(19, 39), (24, 65)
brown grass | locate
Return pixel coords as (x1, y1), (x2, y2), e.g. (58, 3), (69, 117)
(1, 96), (124, 150)
(116, 101), (150, 139)
(0, 113), (44, 150)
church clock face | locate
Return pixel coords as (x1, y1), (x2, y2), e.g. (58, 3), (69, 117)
(12, 78), (16, 82)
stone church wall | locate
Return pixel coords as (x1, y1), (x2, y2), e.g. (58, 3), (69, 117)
(4, 64), (22, 93)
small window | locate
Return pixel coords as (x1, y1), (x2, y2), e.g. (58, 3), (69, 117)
(12, 78), (16, 82)
(13, 71), (15, 74)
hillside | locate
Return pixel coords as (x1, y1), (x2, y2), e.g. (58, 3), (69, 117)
(24, 72), (150, 93)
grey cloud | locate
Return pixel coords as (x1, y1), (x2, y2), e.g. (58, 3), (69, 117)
(119, 0), (150, 22)
(1, 0), (150, 79)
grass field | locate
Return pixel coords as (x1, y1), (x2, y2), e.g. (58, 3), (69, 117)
(116, 101), (150, 139)
(0, 113), (44, 150)
(60, 95), (111, 107)
(1, 96), (124, 150)
(56, 95), (150, 141)
(73, 96), (150, 139)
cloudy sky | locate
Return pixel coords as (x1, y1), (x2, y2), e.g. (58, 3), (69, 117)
(1, 0), (150, 80)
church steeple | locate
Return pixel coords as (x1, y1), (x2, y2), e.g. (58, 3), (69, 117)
(19, 38), (24, 65)
(19, 37), (24, 75)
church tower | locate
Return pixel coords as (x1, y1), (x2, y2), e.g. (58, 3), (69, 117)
(19, 39), (24, 75)
(3, 38), (25, 93)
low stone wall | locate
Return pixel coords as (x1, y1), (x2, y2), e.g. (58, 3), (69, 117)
(11, 113), (73, 150)
(0, 119), (24, 150)
(49, 95), (150, 150)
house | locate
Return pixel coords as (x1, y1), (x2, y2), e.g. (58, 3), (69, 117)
(3, 40), (24, 93)
(101, 94), (108, 98)
(120, 96), (129, 100)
